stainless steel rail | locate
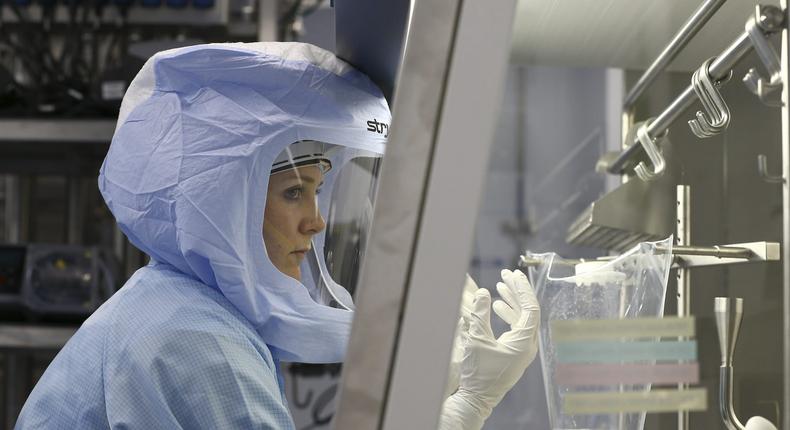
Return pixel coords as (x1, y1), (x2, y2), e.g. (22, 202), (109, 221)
(518, 243), (777, 268)
(608, 6), (785, 175)
(623, 0), (728, 111)
(667, 244), (754, 258)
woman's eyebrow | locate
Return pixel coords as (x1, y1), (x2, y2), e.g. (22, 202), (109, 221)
(280, 175), (318, 185)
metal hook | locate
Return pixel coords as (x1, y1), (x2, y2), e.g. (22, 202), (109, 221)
(757, 154), (784, 183)
(689, 57), (731, 138)
(743, 69), (782, 107)
(743, 5), (784, 107)
(634, 119), (666, 181)
(689, 111), (717, 138)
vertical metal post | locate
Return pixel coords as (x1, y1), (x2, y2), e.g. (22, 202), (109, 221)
(18, 176), (30, 243)
(332, 0), (461, 427)
(4, 175), (20, 244)
(621, 110), (635, 151)
(257, 0), (277, 41)
(621, 111), (634, 185)
(380, 0), (517, 428)
(334, 0), (517, 428)
(780, 2), (790, 428)
(677, 185), (691, 430)
(605, 69), (625, 193)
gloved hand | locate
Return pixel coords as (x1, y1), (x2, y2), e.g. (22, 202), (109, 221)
(444, 274), (479, 399)
(439, 269), (540, 430)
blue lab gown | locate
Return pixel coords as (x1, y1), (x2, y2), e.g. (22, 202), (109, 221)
(16, 262), (296, 429)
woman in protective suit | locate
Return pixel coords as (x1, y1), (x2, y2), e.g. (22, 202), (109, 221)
(15, 42), (539, 430)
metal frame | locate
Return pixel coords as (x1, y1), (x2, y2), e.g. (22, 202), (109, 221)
(381, 0), (517, 427)
(676, 185), (691, 430)
(608, 4), (790, 424)
(0, 120), (115, 144)
(672, 242), (781, 267)
(332, 0), (463, 427)
(333, 0), (518, 428)
(781, 2), (790, 428)
(520, 242), (779, 270)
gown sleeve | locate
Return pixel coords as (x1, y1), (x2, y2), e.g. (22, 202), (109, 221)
(104, 324), (295, 430)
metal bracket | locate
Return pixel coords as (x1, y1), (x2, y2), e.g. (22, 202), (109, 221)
(672, 241), (780, 268)
(743, 4), (785, 107)
(519, 242), (780, 269)
(757, 154), (785, 183)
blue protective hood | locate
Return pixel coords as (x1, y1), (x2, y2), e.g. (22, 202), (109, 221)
(99, 42), (390, 363)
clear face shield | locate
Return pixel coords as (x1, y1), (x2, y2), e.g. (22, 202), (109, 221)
(265, 141), (382, 311)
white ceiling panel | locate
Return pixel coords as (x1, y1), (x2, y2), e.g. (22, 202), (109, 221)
(511, 0), (780, 71)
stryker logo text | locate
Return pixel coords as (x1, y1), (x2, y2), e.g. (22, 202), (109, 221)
(366, 119), (389, 137)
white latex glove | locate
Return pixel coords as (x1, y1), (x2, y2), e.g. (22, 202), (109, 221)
(439, 269), (540, 430)
(745, 416), (778, 430)
(444, 274), (479, 399)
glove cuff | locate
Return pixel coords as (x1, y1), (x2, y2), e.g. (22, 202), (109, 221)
(438, 390), (493, 430)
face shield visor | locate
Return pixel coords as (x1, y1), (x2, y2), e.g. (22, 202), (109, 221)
(265, 140), (382, 311)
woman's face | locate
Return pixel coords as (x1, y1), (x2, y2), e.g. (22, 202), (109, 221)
(263, 165), (326, 281)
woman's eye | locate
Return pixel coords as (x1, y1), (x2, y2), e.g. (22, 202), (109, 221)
(284, 187), (302, 200)
(316, 187), (323, 196)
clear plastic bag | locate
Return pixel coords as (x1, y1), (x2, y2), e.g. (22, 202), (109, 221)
(526, 236), (673, 430)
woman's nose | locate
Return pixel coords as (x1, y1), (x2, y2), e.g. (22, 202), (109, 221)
(301, 199), (326, 235)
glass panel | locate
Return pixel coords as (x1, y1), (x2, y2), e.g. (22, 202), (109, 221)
(445, 1), (785, 429)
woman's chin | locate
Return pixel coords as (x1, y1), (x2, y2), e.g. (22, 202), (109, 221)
(284, 266), (301, 282)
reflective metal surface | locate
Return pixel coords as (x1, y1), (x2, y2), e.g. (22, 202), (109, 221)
(381, 0), (519, 427)
(607, 6), (785, 175)
(608, 32), (752, 174)
(521, 243), (778, 268)
(780, 3), (790, 427)
(743, 5), (784, 106)
(623, 0), (728, 111)
(715, 297), (746, 430)
(333, 0), (461, 428)
(567, 177), (676, 251)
